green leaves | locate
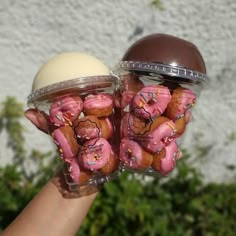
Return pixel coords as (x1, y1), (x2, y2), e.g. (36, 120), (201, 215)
(150, 0), (164, 10)
(78, 153), (236, 236)
(0, 97), (26, 165)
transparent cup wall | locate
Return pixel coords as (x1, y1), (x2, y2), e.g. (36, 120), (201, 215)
(28, 76), (120, 192)
(115, 64), (207, 177)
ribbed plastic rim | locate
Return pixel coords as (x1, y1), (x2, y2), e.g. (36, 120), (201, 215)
(113, 61), (209, 84)
(27, 75), (118, 106)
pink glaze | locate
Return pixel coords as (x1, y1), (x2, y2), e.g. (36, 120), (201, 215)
(79, 138), (111, 171)
(119, 139), (144, 169)
(49, 95), (83, 126)
(83, 94), (113, 110)
(158, 141), (179, 176)
(132, 85), (171, 119)
(74, 117), (101, 143)
(168, 88), (196, 120)
(140, 120), (176, 153)
(68, 159), (81, 183)
(52, 128), (77, 163)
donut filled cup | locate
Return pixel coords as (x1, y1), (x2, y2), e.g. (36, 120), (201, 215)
(112, 34), (209, 177)
(27, 52), (120, 193)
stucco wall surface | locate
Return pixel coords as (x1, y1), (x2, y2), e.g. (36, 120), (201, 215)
(0, 0), (235, 182)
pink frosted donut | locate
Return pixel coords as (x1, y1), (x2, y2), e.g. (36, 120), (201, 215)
(49, 95), (83, 126)
(83, 94), (114, 117)
(74, 116), (101, 144)
(79, 138), (111, 171)
(51, 126), (80, 163)
(132, 85), (171, 119)
(139, 117), (176, 153)
(65, 159), (93, 185)
(119, 139), (153, 169)
(100, 148), (120, 175)
(165, 87), (196, 120)
(67, 159), (81, 183)
(120, 113), (152, 139)
(152, 141), (179, 176)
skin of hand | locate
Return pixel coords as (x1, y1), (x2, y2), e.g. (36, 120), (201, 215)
(1, 170), (99, 236)
(1, 109), (100, 236)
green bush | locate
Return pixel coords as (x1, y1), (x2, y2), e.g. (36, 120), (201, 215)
(1, 97), (236, 235)
(79, 156), (236, 236)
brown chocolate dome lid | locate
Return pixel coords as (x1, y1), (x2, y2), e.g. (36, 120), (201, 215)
(116, 34), (209, 84)
(122, 33), (206, 73)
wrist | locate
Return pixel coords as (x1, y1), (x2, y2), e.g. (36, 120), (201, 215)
(51, 168), (101, 199)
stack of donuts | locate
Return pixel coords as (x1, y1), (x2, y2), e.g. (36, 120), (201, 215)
(119, 73), (196, 176)
(48, 93), (120, 188)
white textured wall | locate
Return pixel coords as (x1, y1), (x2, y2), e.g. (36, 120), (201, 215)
(0, 0), (236, 182)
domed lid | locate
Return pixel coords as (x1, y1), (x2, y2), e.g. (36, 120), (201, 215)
(32, 52), (110, 91)
(116, 34), (208, 84)
(28, 52), (117, 106)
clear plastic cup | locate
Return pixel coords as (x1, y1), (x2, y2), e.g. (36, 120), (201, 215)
(27, 53), (120, 193)
(112, 34), (209, 177)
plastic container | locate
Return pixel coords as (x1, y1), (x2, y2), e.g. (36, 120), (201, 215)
(27, 53), (120, 193)
(112, 34), (209, 177)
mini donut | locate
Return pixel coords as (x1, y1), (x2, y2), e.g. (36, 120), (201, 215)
(49, 95), (83, 126)
(119, 138), (153, 169)
(151, 141), (179, 176)
(165, 87), (197, 120)
(74, 116), (101, 144)
(132, 85), (171, 119)
(98, 117), (114, 140)
(83, 94), (114, 117)
(51, 125), (80, 163)
(100, 149), (120, 175)
(78, 138), (111, 171)
(65, 159), (93, 185)
(120, 113), (152, 139)
(172, 110), (192, 138)
(139, 116), (176, 153)
(173, 115), (187, 138)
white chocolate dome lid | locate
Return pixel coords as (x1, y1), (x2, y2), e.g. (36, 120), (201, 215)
(32, 52), (110, 91)
(28, 52), (118, 106)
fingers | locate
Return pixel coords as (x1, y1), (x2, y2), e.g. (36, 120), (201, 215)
(24, 108), (49, 134)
